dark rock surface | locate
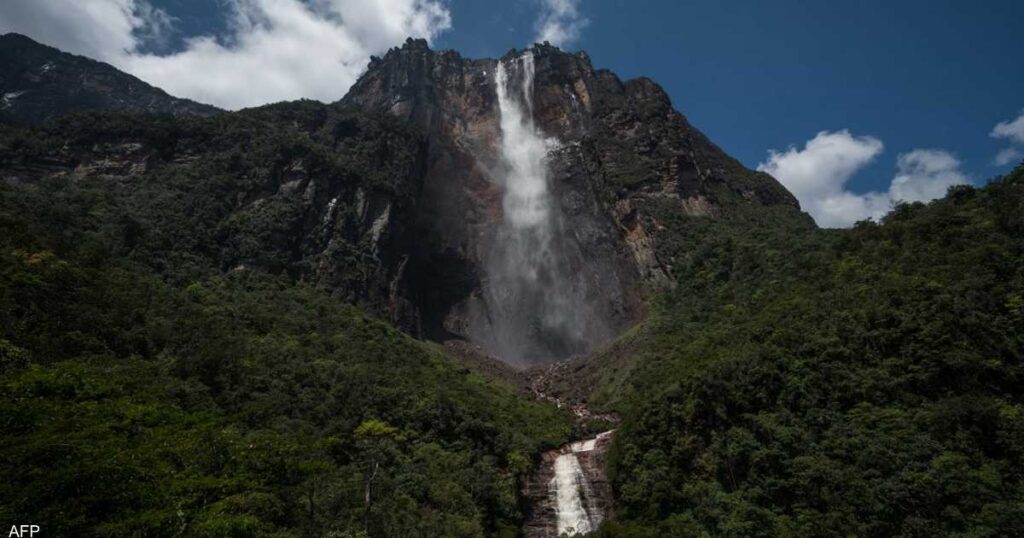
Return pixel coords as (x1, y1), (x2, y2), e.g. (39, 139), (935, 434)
(0, 35), (811, 366)
(0, 33), (218, 125)
(342, 39), (810, 363)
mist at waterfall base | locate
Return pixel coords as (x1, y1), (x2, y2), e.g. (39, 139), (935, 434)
(477, 53), (611, 365)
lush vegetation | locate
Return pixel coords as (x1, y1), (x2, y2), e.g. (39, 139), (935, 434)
(0, 102), (423, 301)
(0, 108), (571, 537)
(5, 97), (1024, 538)
(596, 167), (1024, 537)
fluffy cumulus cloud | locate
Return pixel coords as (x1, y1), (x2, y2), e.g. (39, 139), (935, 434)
(890, 149), (969, 203)
(534, 0), (587, 47)
(758, 131), (969, 228)
(994, 147), (1023, 166)
(757, 131), (887, 227)
(0, 0), (451, 110)
(991, 110), (1024, 166)
(991, 110), (1024, 145)
(0, 0), (145, 61)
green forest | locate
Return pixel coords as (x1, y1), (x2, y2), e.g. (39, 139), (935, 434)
(595, 166), (1024, 536)
(1, 103), (1023, 538)
(0, 109), (571, 537)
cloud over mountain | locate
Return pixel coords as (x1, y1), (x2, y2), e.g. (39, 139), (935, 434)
(759, 131), (968, 227)
(534, 0), (587, 47)
(0, 0), (451, 110)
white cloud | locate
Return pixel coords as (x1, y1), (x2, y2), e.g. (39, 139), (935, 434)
(0, 0), (452, 110)
(890, 149), (968, 203)
(991, 109), (1024, 145)
(0, 0), (144, 60)
(994, 147), (1023, 166)
(757, 130), (887, 227)
(534, 0), (587, 47)
(991, 110), (1024, 167)
(758, 131), (969, 228)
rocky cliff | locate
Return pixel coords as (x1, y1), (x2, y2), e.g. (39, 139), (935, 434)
(342, 38), (809, 364)
(1, 35), (809, 366)
(0, 102), (427, 328)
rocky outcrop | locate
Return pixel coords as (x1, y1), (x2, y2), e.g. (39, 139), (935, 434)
(0, 33), (218, 126)
(0, 35), (810, 365)
(342, 39), (809, 363)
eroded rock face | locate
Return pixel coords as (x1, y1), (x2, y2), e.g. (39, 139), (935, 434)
(342, 39), (805, 364)
(0, 35), (808, 366)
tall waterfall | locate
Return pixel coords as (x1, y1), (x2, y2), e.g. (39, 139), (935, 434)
(485, 53), (608, 364)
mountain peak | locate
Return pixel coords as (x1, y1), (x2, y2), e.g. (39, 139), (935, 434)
(341, 39), (808, 362)
(0, 33), (219, 125)
(0, 32), (38, 45)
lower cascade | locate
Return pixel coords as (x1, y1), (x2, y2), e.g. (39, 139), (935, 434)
(551, 439), (601, 535)
(525, 431), (614, 537)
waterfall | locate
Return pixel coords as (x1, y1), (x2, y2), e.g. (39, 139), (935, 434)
(548, 431), (614, 536)
(495, 54), (550, 231)
(486, 53), (607, 364)
(551, 452), (594, 536)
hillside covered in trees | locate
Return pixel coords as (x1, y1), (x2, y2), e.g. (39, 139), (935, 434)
(589, 166), (1024, 537)
(2, 31), (1023, 538)
(0, 108), (571, 537)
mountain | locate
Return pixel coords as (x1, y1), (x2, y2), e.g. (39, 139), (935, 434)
(0, 36), (816, 536)
(1, 35), (812, 366)
(0, 76), (570, 538)
(342, 38), (811, 363)
(5, 34), (1019, 538)
(590, 170), (1024, 537)
(0, 33), (218, 125)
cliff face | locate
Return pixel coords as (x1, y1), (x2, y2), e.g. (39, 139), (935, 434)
(0, 103), (427, 328)
(0, 33), (218, 125)
(342, 39), (808, 363)
(0, 35), (809, 365)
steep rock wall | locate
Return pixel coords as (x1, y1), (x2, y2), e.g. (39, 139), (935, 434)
(342, 39), (808, 364)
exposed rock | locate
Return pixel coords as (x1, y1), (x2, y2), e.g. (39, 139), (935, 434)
(0, 35), (811, 366)
(342, 39), (810, 363)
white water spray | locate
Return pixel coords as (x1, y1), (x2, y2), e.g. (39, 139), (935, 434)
(495, 54), (550, 231)
(485, 53), (608, 363)
(551, 453), (593, 536)
(548, 431), (612, 536)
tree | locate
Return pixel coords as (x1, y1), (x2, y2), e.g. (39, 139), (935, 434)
(354, 419), (400, 535)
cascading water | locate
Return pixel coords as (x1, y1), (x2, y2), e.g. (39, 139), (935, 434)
(484, 53), (609, 364)
(551, 451), (594, 535)
(546, 432), (612, 536)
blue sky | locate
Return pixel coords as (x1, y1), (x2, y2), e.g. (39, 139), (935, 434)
(437, 0), (1024, 225)
(1, 0), (1021, 226)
